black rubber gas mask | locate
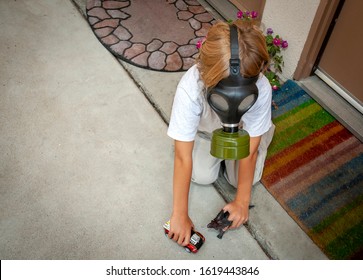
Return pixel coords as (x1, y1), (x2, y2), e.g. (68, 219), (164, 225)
(207, 25), (259, 160)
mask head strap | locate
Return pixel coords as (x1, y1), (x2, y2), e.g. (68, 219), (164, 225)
(229, 25), (240, 76)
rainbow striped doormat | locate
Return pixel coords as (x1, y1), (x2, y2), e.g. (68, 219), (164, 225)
(261, 80), (363, 259)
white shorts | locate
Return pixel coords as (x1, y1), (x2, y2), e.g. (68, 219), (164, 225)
(191, 124), (275, 187)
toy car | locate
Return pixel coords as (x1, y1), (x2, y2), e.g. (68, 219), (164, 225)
(163, 220), (205, 253)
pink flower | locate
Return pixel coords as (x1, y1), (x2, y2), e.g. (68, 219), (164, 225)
(281, 40), (289, 48)
(196, 37), (206, 49)
(272, 85), (279, 90)
(273, 38), (281, 46)
(237, 10), (257, 19)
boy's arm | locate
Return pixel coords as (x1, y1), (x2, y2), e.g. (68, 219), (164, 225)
(169, 140), (194, 246)
(223, 136), (261, 229)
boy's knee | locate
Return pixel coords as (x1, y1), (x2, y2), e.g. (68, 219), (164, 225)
(192, 170), (218, 185)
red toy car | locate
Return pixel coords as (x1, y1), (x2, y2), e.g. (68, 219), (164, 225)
(163, 220), (205, 253)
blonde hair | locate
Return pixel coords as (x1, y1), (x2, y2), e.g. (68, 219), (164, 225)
(197, 19), (269, 89)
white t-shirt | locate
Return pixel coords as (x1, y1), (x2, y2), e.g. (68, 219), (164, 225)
(167, 65), (272, 142)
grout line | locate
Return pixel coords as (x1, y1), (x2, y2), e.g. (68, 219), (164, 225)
(69, 0), (85, 16)
(118, 62), (170, 126)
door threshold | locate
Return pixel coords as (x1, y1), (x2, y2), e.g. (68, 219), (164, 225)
(315, 69), (363, 114)
(204, 0), (238, 20)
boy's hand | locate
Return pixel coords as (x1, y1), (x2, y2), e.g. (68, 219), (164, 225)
(168, 214), (194, 247)
(222, 200), (249, 229)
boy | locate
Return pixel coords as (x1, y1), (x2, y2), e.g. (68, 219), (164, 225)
(167, 19), (275, 246)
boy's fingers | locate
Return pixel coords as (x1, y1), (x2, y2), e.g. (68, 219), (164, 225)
(172, 233), (179, 242)
(178, 233), (189, 246)
(181, 237), (190, 247)
(222, 225), (230, 232)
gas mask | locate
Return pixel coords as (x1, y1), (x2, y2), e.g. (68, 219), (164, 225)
(207, 25), (259, 160)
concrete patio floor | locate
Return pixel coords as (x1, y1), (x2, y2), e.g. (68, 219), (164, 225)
(0, 0), (327, 260)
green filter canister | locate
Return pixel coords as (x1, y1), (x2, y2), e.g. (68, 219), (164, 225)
(210, 128), (250, 160)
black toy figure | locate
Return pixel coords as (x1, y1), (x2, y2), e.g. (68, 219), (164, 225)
(208, 206), (255, 239)
(207, 210), (233, 239)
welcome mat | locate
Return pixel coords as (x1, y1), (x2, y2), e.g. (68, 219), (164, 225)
(86, 0), (216, 72)
(261, 80), (363, 259)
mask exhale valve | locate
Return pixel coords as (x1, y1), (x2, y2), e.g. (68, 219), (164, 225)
(207, 25), (259, 160)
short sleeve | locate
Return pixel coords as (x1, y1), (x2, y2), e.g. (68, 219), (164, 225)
(167, 86), (202, 142)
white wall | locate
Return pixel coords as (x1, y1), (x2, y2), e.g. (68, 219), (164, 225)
(262, 0), (320, 80)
